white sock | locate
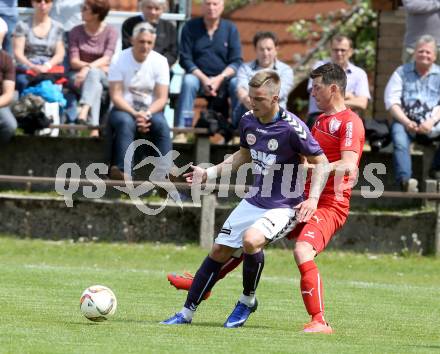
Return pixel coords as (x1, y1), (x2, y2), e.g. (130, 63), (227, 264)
(180, 307), (195, 321)
(239, 293), (256, 307)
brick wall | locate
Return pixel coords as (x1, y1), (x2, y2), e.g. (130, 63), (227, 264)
(373, 8), (405, 120)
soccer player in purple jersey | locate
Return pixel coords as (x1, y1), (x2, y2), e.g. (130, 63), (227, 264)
(161, 70), (329, 327)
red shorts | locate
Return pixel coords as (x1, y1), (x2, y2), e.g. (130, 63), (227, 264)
(288, 202), (348, 253)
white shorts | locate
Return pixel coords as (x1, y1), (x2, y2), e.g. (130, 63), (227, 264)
(215, 199), (297, 249)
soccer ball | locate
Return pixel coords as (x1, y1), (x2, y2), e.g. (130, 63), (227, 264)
(80, 285), (117, 322)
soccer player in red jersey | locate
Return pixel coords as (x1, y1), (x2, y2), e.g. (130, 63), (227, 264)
(289, 62), (365, 333)
(167, 62), (365, 333)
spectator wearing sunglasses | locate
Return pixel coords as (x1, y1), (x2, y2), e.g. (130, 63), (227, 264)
(13, 0), (65, 94)
(67, 0), (117, 136)
(306, 34), (370, 129)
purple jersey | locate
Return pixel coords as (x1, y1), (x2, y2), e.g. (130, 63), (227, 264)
(239, 108), (323, 209)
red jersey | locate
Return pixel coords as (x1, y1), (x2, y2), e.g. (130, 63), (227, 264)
(305, 108), (365, 212)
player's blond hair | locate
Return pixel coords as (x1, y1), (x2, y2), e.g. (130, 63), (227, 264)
(248, 70), (281, 96)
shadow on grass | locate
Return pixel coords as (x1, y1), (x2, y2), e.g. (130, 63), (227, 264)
(402, 345), (440, 350)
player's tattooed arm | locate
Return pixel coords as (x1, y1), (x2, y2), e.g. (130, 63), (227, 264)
(295, 153), (329, 222)
(306, 153), (330, 200)
(330, 150), (359, 176)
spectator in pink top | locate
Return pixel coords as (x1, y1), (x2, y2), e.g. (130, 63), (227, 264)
(68, 0), (117, 136)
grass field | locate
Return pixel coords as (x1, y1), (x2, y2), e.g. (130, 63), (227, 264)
(1, 236), (440, 354)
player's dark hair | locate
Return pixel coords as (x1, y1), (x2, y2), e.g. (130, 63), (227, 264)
(310, 63), (347, 95)
(249, 69), (281, 96)
(252, 31), (279, 48)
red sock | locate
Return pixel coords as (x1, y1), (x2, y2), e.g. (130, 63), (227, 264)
(298, 260), (325, 324)
(217, 255), (243, 280)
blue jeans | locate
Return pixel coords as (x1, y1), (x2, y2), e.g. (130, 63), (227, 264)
(232, 103), (247, 129)
(391, 120), (440, 182)
(0, 107), (17, 144)
(391, 121), (413, 184)
(107, 108), (172, 176)
(68, 68), (108, 126)
(176, 73), (238, 127)
(16, 71), (32, 96)
(0, 14), (17, 55)
(63, 91), (78, 123)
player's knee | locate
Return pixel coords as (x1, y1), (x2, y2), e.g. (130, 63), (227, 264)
(242, 230), (264, 253)
(210, 244), (236, 263)
(293, 241), (315, 264)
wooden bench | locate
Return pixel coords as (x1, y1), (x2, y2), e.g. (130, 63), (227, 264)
(49, 124), (212, 165)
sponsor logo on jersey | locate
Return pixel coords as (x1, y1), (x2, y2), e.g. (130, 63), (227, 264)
(246, 133), (256, 145)
(256, 128), (268, 134)
(329, 117), (342, 134)
(267, 138), (279, 151)
(250, 149), (276, 175)
(345, 121), (353, 147)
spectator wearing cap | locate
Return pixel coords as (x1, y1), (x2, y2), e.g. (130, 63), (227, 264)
(68, 0), (118, 137)
(107, 22), (171, 179)
(121, 0), (177, 67)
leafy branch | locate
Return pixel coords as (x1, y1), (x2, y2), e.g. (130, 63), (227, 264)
(287, 0), (377, 72)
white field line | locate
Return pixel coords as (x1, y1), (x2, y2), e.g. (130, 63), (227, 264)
(11, 263), (440, 293)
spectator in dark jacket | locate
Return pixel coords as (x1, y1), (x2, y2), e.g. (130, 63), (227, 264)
(174, 0), (242, 138)
(121, 0), (177, 67)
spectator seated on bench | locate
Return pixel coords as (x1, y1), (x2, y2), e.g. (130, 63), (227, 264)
(234, 31), (293, 129)
(121, 0), (177, 69)
(66, 0), (117, 137)
(306, 34), (370, 129)
(173, 0), (242, 143)
(107, 22), (171, 180)
(385, 35), (440, 192)
(13, 0), (65, 95)
(0, 48), (17, 143)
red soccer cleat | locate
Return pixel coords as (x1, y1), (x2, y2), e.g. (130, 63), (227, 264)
(303, 320), (333, 334)
(167, 272), (211, 300)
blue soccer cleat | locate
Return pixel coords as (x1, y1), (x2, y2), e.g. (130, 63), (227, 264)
(223, 299), (258, 328)
(161, 313), (191, 325)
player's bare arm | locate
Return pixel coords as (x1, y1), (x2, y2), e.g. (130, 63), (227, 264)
(295, 153), (329, 222)
(330, 150), (359, 176)
(183, 147), (252, 184)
